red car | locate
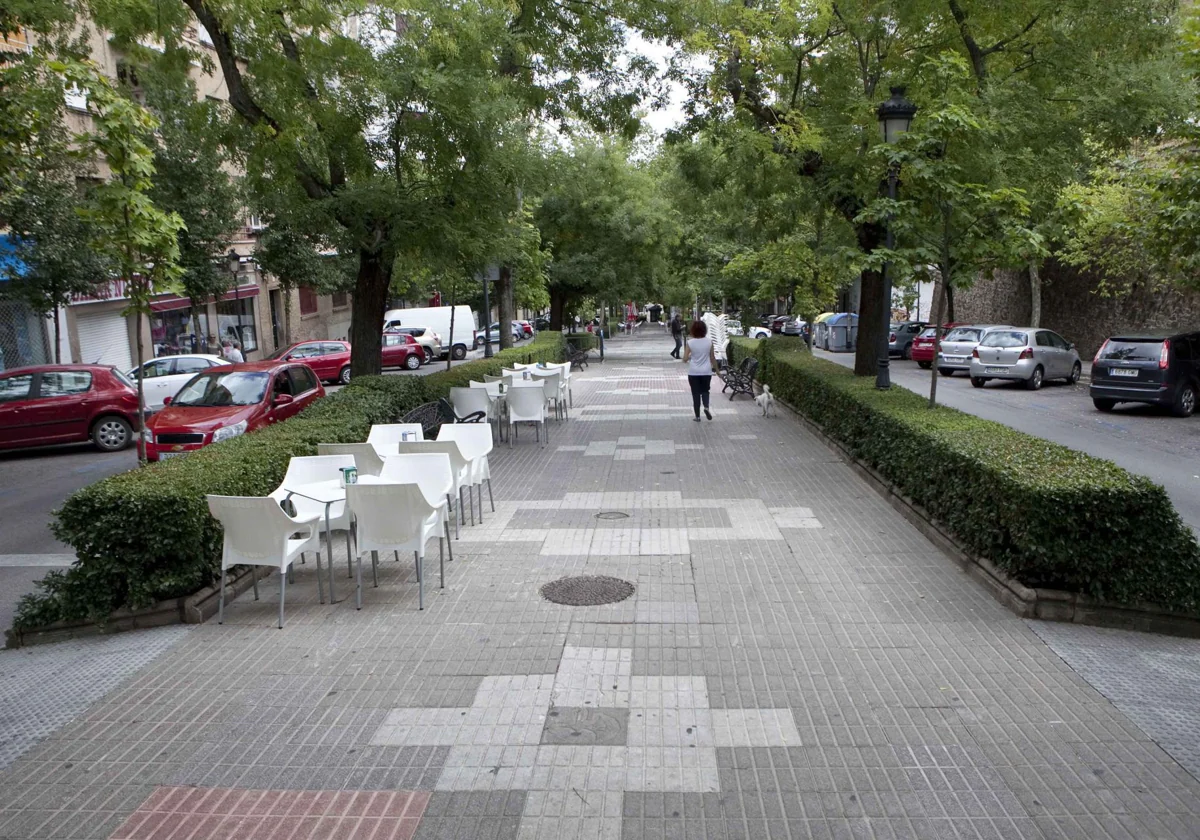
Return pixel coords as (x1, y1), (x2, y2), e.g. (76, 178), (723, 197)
(268, 340), (353, 385)
(0, 364), (141, 453)
(518, 320), (534, 338)
(143, 361), (324, 462)
(381, 333), (426, 369)
(910, 323), (966, 369)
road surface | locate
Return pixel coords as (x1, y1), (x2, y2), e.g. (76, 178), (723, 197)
(814, 347), (1200, 535)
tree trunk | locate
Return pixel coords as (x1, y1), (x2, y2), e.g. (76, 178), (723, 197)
(549, 288), (566, 331)
(53, 302), (61, 363)
(190, 301), (203, 354)
(929, 278), (947, 409)
(349, 249), (391, 377)
(945, 283), (956, 323)
(496, 265), (513, 350)
(282, 283), (293, 346)
(135, 305), (147, 464)
(854, 268), (884, 376)
(1028, 261), (1041, 327)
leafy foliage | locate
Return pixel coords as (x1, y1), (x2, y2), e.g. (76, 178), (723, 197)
(730, 337), (1200, 611)
(15, 331), (565, 630)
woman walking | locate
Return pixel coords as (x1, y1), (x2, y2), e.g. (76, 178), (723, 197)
(682, 320), (717, 421)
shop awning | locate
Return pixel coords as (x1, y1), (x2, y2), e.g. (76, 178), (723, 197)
(149, 284), (259, 313)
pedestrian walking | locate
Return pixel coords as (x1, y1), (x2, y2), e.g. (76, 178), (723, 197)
(682, 320), (716, 422)
(669, 313), (684, 359)
(226, 340), (244, 364)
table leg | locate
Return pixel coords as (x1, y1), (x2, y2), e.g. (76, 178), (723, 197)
(325, 504), (337, 603)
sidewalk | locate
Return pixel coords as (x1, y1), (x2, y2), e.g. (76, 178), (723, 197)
(1, 331), (1198, 840)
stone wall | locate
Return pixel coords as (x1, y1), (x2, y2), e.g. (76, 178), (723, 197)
(952, 260), (1200, 360)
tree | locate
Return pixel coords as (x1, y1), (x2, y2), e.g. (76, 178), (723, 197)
(675, 0), (1185, 376)
(61, 61), (185, 461)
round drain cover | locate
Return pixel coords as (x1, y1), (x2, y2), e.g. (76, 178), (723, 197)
(540, 575), (635, 606)
(595, 511), (630, 520)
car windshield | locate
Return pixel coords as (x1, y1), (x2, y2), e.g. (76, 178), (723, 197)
(173, 371), (269, 407)
(266, 345), (290, 360)
(945, 328), (982, 342)
(980, 330), (1028, 348)
(1098, 340), (1164, 362)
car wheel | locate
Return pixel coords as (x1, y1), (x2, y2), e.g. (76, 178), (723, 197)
(970, 377), (986, 388)
(937, 367), (954, 377)
(917, 361), (932, 370)
(92, 416), (132, 452)
(404, 354), (421, 370)
(452, 344), (467, 360)
(1067, 362), (1081, 385)
(1093, 398), (1117, 412)
(902, 345), (911, 361)
(1172, 382), (1197, 418)
(1025, 365), (1044, 391)
(339, 365), (352, 385)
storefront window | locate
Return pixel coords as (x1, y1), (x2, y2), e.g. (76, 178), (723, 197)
(216, 297), (258, 352)
(151, 309), (210, 357)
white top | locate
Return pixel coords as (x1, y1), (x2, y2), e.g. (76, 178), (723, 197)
(687, 337), (713, 376)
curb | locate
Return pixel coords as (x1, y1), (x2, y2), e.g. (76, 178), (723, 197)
(757, 381), (1200, 639)
(5, 565), (273, 649)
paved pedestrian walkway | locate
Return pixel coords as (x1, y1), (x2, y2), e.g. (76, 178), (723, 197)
(1, 331), (1199, 840)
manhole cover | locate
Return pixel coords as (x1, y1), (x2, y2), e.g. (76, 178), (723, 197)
(595, 511), (630, 520)
(540, 575), (635, 606)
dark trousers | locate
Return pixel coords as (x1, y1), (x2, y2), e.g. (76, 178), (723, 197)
(671, 333), (683, 357)
(688, 374), (711, 416)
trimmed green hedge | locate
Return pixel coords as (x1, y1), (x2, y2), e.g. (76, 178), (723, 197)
(731, 336), (1200, 611)
(568, 332), (600, 351)
(15, 332), (566, 630)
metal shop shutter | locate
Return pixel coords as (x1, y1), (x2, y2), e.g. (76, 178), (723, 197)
(75, 309), (133, 370)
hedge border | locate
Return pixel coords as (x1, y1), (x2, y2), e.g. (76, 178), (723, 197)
(11, 332), (566, 636)
(730, 336), (1200, 615)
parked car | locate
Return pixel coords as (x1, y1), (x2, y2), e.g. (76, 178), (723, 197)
(267, 340), (352, 385)
(387, 325), (442, 360)
(484, 322), (523, 344)
(0, 365), (141, 453)
(534, 316), (551, 331)
(759, 314), (777, 327)
(382, 305), (476, 360)
(143, 362), (324, 462)
(969, 328), (1082, 390)
(516, 320), (535, 337)
(726, 320), (744, 336)
(910, 323), (966, 369)
(1090, 330), (1200, 417)
(127, 354), (230, 411)
(381, 333), (426, 370)
(781, 318), (809, 338)
(937, 325), (1011, 376)
(888, 321), (927, 359)
(770, 315), (792, 334)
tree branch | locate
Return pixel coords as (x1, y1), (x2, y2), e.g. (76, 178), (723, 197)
(275, 12), (345, 188)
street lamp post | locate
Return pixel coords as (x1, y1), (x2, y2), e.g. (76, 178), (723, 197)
(875, 86), (917, 391)
(482, 270), (493, 358)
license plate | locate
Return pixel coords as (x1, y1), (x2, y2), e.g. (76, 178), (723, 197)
(159, 451), (189, 460)
(1110, 368), (1139, 377)
(945, 356), (965, 363)
(984, 367), (1005, 374)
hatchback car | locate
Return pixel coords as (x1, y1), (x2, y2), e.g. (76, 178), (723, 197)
(969, 328), (1082, 390)
(888, 321), (927, 359)
(1090, 330), (1200, 417)
(127, 354), (230, 411)
(0, 365), (141, 452)
(267, 340), (352, 385)
(937, 325), (1010, 376)
(516, 320), (534, 338)
(381, 333), (425, 370)
(143, 362), (324, 461)
(910, 323), (965, 369)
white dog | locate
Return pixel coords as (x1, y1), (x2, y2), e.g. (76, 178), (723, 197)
(755, 384), (776, 417)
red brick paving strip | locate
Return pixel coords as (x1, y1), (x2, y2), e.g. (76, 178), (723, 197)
(109, 788), (429, 840)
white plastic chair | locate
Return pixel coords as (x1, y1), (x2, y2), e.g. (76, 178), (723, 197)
(346, 481), (443, 611)
(395, 440), (474, 531)
(530, 367), (567, 420)
(549, 361), (573, 408)
(381, 453), (455, 568)
(437, 424), (495, 517)
(450, 387), (498, 439)
(269, 455), (356, 579)
(367, 423), (426, 457)
(505, 384), (547, 447)
(207, 495), (321, 629)
(317, 443), (385, 476)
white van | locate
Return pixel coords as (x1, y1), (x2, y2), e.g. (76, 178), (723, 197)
(382, 305), (478, 360)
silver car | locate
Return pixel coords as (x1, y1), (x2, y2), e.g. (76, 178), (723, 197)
(969, 328), (1083, 390)
(937, 325), (1011, 375)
